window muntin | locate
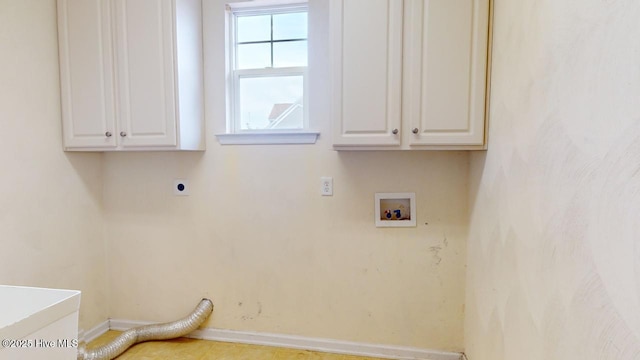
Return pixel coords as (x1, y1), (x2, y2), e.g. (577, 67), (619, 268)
(235, 11), (308, 70)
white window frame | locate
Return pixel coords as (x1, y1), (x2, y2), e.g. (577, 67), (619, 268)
(217, 1), (319, 145)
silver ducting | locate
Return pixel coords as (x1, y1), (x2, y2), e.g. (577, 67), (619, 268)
(78, 298), (214, 360)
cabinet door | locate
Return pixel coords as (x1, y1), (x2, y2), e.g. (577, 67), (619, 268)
(58, 0), (117, 149)
(331, 0), (403, 147)
(113, 0), (178, 148)
(404, 0), (489, 146)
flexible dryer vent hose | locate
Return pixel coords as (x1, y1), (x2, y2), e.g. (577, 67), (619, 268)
(77, 298), (214, 360)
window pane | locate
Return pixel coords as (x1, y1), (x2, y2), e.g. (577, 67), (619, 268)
(273, 40), (307, 67)
(237, 43), (271, 69)
(273, 12), (307, 40)
(238, 75), (304, 130)
(237, 15), (271, 43)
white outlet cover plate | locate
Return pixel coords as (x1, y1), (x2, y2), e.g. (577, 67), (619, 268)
(321, 176), (333, 196)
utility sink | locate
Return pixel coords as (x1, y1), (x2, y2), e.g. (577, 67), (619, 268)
(0, 285), (81, 359)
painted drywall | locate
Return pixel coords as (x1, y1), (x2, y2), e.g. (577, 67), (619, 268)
(103, 0), (469, 351)
(465, 0), (640, 358)
(0, 0), (107, 330)
(0, 0), (470, 350)
(104, 150), (469, 351)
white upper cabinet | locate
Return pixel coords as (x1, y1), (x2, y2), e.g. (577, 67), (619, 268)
(57, 0), (205, 151)
(57, 0), (116, 149)
(331, 0), (491, 150)
(330, 0), (403, 147)
(404, 0), (490, 147)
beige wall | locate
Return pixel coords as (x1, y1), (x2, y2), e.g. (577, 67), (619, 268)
(0, 0), (107, 330)
(103, 1), (469, 351)
(465, 0), (640, 358)
(104, 150), (469, 351)
(0, 0), (470, 351)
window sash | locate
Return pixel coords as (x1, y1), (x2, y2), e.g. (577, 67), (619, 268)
(232, 9), (308, 70)
(231, 67), (308, 133)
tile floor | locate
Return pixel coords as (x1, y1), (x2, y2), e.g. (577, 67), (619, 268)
(88, 331), (389, 360)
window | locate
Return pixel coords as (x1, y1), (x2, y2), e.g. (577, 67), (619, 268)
(218, 1), (318, 145)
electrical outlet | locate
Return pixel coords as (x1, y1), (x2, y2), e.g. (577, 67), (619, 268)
(174, 179), (190, 196)
(321, 177), (333, 196)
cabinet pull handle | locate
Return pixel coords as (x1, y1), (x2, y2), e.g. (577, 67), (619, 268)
(392, 128), (398, 135)
(120, 131), (127, 137)
(105, 131), (112, 137)
(412, 128), (419, 134)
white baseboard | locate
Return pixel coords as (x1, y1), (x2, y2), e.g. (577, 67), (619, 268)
(109, 319), (462, 360)
(78, 319), (110, 344)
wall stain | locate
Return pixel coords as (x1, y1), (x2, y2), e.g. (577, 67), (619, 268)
(241, 301), (262, 321)
(429, 245), (443, 265)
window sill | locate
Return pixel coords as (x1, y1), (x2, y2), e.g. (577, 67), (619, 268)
(215, 131), (320, 145)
